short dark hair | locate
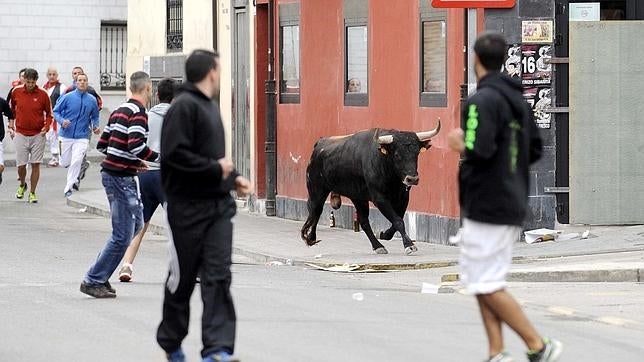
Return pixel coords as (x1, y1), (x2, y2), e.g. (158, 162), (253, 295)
(23, 68), (39, 81)
(157, 78), (178, 103)
(474, 32), (507, 72)
(185, 49), (219, 83)
(18, 68), (27, 76)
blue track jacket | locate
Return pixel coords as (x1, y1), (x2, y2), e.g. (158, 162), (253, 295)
(53, 89), (99, 139)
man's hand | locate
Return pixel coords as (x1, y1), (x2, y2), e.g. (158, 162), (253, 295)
(92, 127), (101, 135)
(235, 176), (253, 197)
(447, 128), (465, 153)
(136, 161), (149, 173)
(62, 120), (71, 128)
(7, 121), (15, 139)
(217, 157), (234, 180)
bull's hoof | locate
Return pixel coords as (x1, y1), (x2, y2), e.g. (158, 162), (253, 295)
(404, 245), (418, 255)
(374, 247), (388, 254)
(305, 239), (322, 247)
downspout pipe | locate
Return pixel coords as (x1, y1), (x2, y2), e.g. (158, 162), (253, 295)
(265, 0), (277, 216)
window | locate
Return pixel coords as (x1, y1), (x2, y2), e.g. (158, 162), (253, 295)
(99, 22), (127, 91)
(420, 1), (447, 107)
(279, 3), (300, 104)
(344, 0), (368, 106)
(167, 0), (183, 52)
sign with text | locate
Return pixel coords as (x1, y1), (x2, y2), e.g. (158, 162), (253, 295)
(570, 3), (600, 21)
(521, 44), (552, 86)
(431, 0), (515, 8)
(523, 87), (552, 129)
(521, 20), (554, 43)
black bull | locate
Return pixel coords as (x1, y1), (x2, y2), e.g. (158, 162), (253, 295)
(300, 121), (441, 255)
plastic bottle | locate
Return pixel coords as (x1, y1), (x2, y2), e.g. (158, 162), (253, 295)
(329, 211), (336, 227)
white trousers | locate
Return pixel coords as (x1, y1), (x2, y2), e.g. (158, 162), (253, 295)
(46, 127), (60, 156)
(60, 137), (89, 193)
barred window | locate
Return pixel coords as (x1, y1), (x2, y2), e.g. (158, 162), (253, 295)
(167, 0), (183, 52)
(100, 22), (127, 91)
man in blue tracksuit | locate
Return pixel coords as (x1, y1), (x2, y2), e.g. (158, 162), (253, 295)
(53, 73), (100, 197)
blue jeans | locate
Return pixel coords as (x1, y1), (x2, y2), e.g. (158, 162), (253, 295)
(84, 172), (143, 285)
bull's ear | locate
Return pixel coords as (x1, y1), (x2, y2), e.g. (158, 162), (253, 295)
(419, 140), (432, 153)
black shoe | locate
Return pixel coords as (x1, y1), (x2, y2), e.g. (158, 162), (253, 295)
(0, 171), (3, 186)
(80, 281), (116, 298)
(104, 281), (116, 293)
(72, 182), (79, 191)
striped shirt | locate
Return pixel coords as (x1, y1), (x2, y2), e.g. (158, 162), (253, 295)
(97, 99), (159, 176)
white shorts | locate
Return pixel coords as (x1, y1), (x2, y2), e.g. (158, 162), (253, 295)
(458, 218), (521, 295)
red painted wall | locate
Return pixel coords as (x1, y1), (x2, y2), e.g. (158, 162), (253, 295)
(274, 0), (464, 219)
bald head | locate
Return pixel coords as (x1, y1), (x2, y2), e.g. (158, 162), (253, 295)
(47, 67), (59, 83)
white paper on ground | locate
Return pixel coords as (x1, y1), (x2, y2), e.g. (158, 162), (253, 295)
(421, 283), (439, 294)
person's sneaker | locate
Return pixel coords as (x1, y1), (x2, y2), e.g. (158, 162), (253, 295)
(16, 183), (27, 199)
(119, 264), (133, 282)
(80, 281), (116, 298)
(104, 281), (116, 293)
(202, 350), (240, 362)
(486, 351), (515, 362)
(72, 182), (79, 191)
(527, 337), (563, 362)
(79, 159), (90, 180)
(64, 190), (72, 198)
(167, 348), (186, 362)
(48, 158), (59, 167)
(28, 192), (38, 203)
(0, 171), (3, 186)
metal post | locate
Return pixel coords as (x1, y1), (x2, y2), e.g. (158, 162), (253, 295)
(265, 0), (277, 216)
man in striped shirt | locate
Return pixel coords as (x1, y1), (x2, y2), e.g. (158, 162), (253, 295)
(80, 71), (159, 299)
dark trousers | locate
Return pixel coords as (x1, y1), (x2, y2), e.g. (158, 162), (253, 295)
(157, 196), (237, 357)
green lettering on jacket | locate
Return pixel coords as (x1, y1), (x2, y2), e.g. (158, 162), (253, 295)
(509, 120), (521, 173)
(465, 104), (478, 150)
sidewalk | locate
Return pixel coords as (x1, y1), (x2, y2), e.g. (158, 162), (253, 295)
(66, 187), (644, 283)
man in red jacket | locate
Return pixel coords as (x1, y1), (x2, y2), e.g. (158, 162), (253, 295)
(8, 68), (53, 203)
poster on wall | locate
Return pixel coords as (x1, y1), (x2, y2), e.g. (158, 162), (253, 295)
(521, 20), (553, 43)
(523, 87), (552, 129)
(502, 44), (522, 79)
(521, 44), (552, 86)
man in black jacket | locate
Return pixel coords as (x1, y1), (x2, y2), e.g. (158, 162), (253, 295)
(448, 32), (562, 362)
(157, 49), (251, 362)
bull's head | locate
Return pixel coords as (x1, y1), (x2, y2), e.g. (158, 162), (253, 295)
(377, 119), (441, 188)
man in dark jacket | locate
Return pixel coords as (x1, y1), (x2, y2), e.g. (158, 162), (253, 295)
(0, 95), (14, 185)
(157, 49), (251, 362)
(447, 32), (562, 362)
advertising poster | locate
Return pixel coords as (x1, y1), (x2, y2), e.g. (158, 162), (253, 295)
(521, 44), (552, 86)
(523, 87), (552, 129)
(502, 44), (522, 79)
(522, 20), (554, 43)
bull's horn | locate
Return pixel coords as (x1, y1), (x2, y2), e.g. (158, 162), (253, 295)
(416, 118), (442, 141)
(378, 135), (394, 144)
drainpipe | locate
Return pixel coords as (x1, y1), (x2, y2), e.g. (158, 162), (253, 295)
(265, 0), (277, 216)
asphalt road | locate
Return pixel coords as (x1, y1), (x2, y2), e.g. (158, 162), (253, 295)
(0, 166), (643, 361)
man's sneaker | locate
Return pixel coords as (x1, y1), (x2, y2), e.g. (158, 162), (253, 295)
(486, 351), (515, 362)
(80, 281), (116, 298)
(72, 182), (79, 191)
(119, 264), (133, 282)
(203, 350), (240, 362)
(527, 337), (563, 362)
(0, 171), (3, 186)
(64, 190), (72, 198)
(104, 281), (116, 293)
(16, 183), (27, 199)
(48, 158), (59, 167)
(79, 159), (90, 180)
(28, 192), (38, 203)
(167, 348), (186, 362)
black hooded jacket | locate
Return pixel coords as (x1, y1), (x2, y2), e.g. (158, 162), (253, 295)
(459, 72), (542, 226)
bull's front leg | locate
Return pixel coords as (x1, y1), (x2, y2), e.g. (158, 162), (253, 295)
(352, 199), (388, 254)
(379, 189), (410, 240)
(373, 198), (417, 255)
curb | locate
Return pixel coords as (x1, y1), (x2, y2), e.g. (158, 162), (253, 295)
(442, 268), (643, 283)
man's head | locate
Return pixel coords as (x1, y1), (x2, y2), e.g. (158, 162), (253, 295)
(130, 71), (152, 103)
(473, 32), (507, 80)
(47, 67), (59, 83)
(185, 49), (220, 99)
(72, 66), (84, 81)
(18, 68), (27, 84)
(76, 73), (89, 92)
(23, 68), (39, 92)
(157, 78), (178, 103)
(347, 78), (361, 93)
